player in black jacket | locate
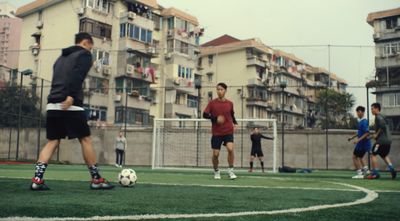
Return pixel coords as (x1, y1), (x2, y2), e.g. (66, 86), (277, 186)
(249, 127), (273, 173)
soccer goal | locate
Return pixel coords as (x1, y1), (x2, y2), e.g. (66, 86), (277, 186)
(152, 118), (278, 172)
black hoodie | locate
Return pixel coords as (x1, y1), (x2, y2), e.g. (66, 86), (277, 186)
(47, 46), (92, 107)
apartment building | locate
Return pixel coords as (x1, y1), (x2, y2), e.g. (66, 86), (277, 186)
(16, 0), (203, 127)
(199, 35), (348, 129)
(367, 7), (400, 130)
(0, 1), (21, 85)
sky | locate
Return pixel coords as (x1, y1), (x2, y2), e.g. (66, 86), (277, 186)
(8, 0), (400, 108)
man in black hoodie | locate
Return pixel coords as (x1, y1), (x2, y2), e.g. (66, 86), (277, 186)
(30, 33), (114, 190)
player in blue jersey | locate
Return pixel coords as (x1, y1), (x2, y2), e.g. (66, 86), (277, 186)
(348, 106), (371, 179)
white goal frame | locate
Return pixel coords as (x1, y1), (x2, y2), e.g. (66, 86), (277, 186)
(152, 118), (278, 173)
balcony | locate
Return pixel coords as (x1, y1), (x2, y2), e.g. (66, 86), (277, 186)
(167, 28), (198, 46)
(116, 64), (157, 83)
(165, 103), (196, 117)
(115, 92), (151, 110)
(373, 30), (400, 42)
(375, 54), (400, 68)
(373, 84), (400, 94)
(246, 98), (272, 108)
(247, 56), (268, 68)
(247, 77), (265, 87)
(381, 106), (400, 117)
(166, 77), (195, 94)
(120, 11), (154, 30)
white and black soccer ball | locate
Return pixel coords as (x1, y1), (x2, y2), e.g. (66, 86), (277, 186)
(118, 168), (137, 187)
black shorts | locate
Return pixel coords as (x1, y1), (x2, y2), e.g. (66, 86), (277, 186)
(353, 147), (368, 158)
(211, 134), (234, 150)
(46, 110), (91, 140)
(372, 144), (391, 158)
(251, 148), (264, 157)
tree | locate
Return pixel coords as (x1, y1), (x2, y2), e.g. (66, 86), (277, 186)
(315, 89), (356, 129)
(0, 84), (44, 127)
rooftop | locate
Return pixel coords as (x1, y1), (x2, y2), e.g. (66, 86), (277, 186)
(201, 34), (241, 47)
(201, 36), (273, 56)
(161, 7), (199, 26)
(367, 7), (400, 26)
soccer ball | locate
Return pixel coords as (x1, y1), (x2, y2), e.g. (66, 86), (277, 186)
(118, 168), (137, 187)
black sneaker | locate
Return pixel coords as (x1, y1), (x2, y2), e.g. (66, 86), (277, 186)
(30, 178), (50, 191)
(90, 178), (115, 190)
(391, 170), (397, 180)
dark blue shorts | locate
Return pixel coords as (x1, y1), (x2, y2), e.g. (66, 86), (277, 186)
(353, 147), (368, 158)
(46, 110), (91, 140)
(211, 134), (234, 150)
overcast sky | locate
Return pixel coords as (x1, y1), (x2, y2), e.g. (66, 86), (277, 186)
(9, 0), (400, 108)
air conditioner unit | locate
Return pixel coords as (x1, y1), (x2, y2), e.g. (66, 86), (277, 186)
(36, 21), (43, 29)
(114, 94), (122, 102)
(102, 67), (111, 76)
(373, 33), (381, 40)
(165, 53), (172, 60)
(167, 30), (174, 37)
(128, 11), (136, 20)
(126, 64), (135, 74)
(77, 7), (85, 16)
(147, 46), (156, 54)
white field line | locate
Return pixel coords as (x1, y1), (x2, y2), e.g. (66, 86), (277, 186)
(0, 175), (398, 193)
(0, 181), (379, 221)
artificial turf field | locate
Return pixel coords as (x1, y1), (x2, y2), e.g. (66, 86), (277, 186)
(0, 164), (399, 221)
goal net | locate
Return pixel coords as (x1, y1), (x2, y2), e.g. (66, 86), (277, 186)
(152, 118), (278, 172)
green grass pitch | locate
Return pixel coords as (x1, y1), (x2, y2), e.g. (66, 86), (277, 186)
(0, 164), (399, 221)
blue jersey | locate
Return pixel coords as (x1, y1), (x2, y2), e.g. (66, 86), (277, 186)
(356, 118), (371, 151)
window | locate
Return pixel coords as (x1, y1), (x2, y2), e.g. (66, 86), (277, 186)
(207, 73), (213, 82)
(386, 17), (398, 29)
(125, 78), (150, 96)
(146, 30), (152, 43)
(175, 93), (185, 105)
(383, 42), (400, 56)
(86, 0), (94, 8)
(85, 106), (107, 121)
(178, 65), (182, 77)
(167, 17), (174, 30)
(140, 28), (147, 42)
(80, 18), (112, 39)
(115, 78), (124, 93)
(126, 2), (152, 19)
(122, 23), (151, 43)
(153, 14), (161, 30)
(208, 55), (214, 65)
(89, 76), (109, 94)
(208, 91), (213, 101)
(115, 107), (150, 125)
(120, 23), (126, 37)
(86, 0), (111, 14)
(187, 95), (198, 108)
(92, 49), (110, 65)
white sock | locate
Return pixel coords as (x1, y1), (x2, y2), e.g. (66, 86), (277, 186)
(357, 169), (362, 175)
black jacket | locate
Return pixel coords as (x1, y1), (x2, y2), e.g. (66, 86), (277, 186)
(47, 46), (92, 107)
(251, 133), (273, 149)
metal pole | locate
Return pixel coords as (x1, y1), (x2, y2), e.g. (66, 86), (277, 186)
(196, 87), (201, 167)
(124, 89), (128, 137)
(8, 127), (12, 160)
(123, 87), (128, 166)
(325, 87), (328, 170)
(241, 85), (244, 168)
(326, 44), (331, 170)
(281, 87), (285, 168)
(16, 72), (23, 160)
(366, 87), (371, 170)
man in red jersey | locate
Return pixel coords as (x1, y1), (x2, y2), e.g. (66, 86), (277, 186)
(203, 83), (238, 180)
